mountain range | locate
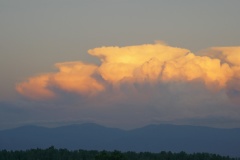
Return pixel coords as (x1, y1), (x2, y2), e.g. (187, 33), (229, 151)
(0, 123), (239, 157)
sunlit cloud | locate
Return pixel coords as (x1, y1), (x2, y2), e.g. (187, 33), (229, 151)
(88, 43), (188, 83)
(51, 62), (104, 95)
(16, 43), (240, 104)
(200, 47), (240, 104)
(16, 74), (55, 100)
(16, 62), (104, 100)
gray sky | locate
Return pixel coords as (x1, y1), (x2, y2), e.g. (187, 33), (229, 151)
(1, 0), (240, 130)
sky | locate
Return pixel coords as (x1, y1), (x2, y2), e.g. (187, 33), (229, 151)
(1, 0), (240, 130)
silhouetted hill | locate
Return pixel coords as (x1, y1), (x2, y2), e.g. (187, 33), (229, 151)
(0, 123), (239, 157)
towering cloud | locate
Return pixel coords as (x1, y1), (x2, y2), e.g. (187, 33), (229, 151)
(88, 44), (188, 83)
(201, 47), (240, 104)
(16, 43), (240, 104)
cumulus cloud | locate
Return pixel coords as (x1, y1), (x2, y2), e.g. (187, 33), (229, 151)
(16, 62), (104, 100)
(88, 44), (188, 83)
(199, 47), (240, 104)
(16, 43), (240, 105)
(51, 62), (104, 95)
(16, 74), (55, 100)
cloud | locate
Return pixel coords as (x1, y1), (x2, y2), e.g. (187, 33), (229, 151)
(16, 74), (55, 100)
(200, 47), (240, 104)
(16, 43), (240, 106)
(50, 62), (104, 95)
(16, 62), (104, 100)
(204, 47), (240, 66)
(162, 53), (233, 90)
(12, 43), (240, 129)
(88, 43), (188, 83)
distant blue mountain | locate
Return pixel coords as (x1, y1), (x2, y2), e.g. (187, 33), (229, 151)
(0, 123), (239, 157)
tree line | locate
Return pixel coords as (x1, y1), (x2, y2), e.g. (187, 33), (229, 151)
(0, 146), (238, 160)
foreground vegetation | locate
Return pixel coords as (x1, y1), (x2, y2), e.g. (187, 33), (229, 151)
(0, 146), (238, 160)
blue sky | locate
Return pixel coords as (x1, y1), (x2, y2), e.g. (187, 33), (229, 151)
(1, 1), (240, 130)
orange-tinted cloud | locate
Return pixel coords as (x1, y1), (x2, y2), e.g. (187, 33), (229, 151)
(16, 62), (104, 100)
(161, 53), (233, 89)
(201, 47), (240, 103)
(204, 47), (240, 66)
(88, 44), (188, 83)
(16, 74), (55, 100)
(51, 62), (104, 95)
(16, 43), (240, 103)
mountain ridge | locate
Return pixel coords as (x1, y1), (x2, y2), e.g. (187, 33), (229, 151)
(0, 123), (239, 157)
